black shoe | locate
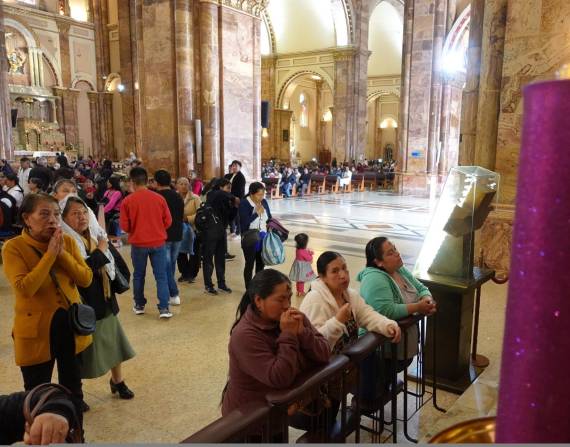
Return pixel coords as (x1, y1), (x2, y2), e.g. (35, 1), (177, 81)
(178, 276), (187, 283)
(205, 286), (218, 295)
(218, 285), (232, 294)
(110, 379), (135, 399)
(225, 253), (236, 260)
(81, 400), (90, 412)
(187, 276), (196, 283)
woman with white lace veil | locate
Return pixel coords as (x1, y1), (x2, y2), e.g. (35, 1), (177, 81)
(60, 195), (135, 405)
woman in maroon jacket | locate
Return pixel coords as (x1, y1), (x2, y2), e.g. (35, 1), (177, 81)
(222, 269), (330, 415)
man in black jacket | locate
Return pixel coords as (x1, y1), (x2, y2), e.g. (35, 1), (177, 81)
(0, 386), (78, 445)
(203, 178), (237, 295)
(155, 170), (185, 306)
(224, 160), (246, 239)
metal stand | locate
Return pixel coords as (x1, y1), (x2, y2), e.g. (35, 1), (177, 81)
(470, 286), (490, 368)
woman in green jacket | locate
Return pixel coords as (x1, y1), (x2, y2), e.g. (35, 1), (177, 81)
(356, 236), (436, 402)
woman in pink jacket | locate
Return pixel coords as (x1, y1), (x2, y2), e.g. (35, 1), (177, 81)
(102, 176), (123, 236)
(222, 269), (330, 416)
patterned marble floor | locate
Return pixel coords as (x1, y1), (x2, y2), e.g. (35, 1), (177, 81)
(0, 191), (506, 443)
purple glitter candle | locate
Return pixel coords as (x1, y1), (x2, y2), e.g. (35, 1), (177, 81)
(496, 80), (570, 442)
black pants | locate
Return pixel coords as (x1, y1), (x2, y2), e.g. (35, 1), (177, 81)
(20, 309), (83, 420)
(177, 235), (202, 279)
(241, 235), (265, 290)
(202, 230), (227, 288)
(360, 350), (413, 401)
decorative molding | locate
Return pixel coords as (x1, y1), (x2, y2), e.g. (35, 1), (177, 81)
(333, 46), (356, 61)
(219, 0), (268, 18)
(261, 55), (277, 69)
(261, 10), (276, 53)
(3, 3), (94, 30)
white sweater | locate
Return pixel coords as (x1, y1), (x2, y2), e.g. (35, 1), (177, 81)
(300, 278), (398, 351)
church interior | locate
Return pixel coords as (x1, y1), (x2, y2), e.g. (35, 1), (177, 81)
(0, 0), (569, 443)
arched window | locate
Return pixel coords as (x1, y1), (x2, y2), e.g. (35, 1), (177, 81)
(299, 92), (308, 128)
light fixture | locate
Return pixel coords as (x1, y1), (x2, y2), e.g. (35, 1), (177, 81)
(311, 75), (322, 81)
(262, 128), (269, 138)
(322, 110), (333, 122)
(380, 118), (398, 129)
(117, 83), (125, 92)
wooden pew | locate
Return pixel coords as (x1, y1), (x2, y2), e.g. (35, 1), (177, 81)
(324, 175), (340, 193)
(262, 177), (282, 199)
(362, 172), (380, 190)
(307, 174), (326, 195)
(351, 174), (365, 192)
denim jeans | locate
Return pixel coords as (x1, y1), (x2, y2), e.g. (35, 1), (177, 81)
(165, 240), (182, 297)
(131, 244), (170, 310)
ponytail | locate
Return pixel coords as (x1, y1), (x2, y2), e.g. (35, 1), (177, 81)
(229, 268), (290, 333)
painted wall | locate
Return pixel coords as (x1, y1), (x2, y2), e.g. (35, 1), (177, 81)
(289, 82), (317, 162)
(368, 1), (403, 77)
(220, 8), (260, 179)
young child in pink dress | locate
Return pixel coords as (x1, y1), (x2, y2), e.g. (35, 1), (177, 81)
(289, 233), (316, 297)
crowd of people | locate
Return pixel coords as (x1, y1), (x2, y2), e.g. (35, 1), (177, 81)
(261, 158), (397, 197)
(0, 152), (435, 443)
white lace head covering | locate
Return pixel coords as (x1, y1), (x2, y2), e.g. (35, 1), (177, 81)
(59, 194), (116, 280)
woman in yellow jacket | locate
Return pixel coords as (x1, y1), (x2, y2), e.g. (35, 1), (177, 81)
(176, 177), (202, 282)
(2, 193), (93, 411)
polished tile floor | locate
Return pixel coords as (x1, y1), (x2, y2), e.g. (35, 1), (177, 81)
(0, 192), (507, 443)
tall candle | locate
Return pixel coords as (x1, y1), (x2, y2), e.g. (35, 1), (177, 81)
(496, 80), (570, 442)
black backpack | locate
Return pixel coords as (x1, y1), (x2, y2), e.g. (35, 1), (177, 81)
(194, 203), (221, 233)
(0, 190), (17, 231)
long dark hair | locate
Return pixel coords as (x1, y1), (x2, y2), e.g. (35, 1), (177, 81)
(316, 251), (344, 276)
(246, 181), (265, 198)
(231, 269), (290, 333)
(365, 236), (389, 270)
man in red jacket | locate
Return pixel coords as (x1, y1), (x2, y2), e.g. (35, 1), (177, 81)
(120, 167), (173, 318)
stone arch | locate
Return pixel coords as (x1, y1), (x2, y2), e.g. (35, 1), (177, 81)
(71, 75), (96, 90)
(262, 0), (354, 53)
(441, 5), (471, 73)
(4, 17), (37, 49)
(367, 89), (400, 103)
(42, 53), (62, 87)
(277, 70), (334, 108)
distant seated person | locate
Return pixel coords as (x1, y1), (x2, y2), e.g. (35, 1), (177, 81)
(0, 384), (81, 445)
(0, 186), (18, 236)
(298, 168), (311, 197)
(280, 169), (296, 198)
(339, 166), (352, 188)
(222, 269), (330, 415)
(356, 237), (436, 402)
(73, 168), (87, 185)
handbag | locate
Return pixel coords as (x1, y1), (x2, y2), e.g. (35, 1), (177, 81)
(109, 243), (130, 294)
(261, 230), (286, 266)
(31, 247), (96, 336)
(267, 217), (289, 242)
(23, 383), (83, 443)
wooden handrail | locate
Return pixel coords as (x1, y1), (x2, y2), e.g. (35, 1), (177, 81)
(265, 355), (350, 407)
(342, 332), (384, 364)
(180, 402), (271, 443)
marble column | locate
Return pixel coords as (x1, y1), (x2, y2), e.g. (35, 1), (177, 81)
(103, 92), (115, 159)
(427, 0), (449, 174)
(56, 21), (72, 87)
(261, 56), (277, 161)
(175, 0), (195, 176)
(315, 80), (322, 152)
(199, 0), (221, 179)
(374, 98), (381, 158)
(332, 49), (355, 162)
(87, 91), (101, 158)
(117, 0), (141, 156)
(251, 16), (262, 180)
(0, 3), (13, 160)
(473, 0), (507, 170)
(398, 0), (414, 167)
(458, 0), (484, 166)
(90, 0), (110, 92)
